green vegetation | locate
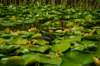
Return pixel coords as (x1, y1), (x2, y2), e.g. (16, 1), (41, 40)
(0, 3), (100, 66)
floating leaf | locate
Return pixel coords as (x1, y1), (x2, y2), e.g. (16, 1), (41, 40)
(29, 45), (50, 52)
(22, 53), (62, 65)
(35, 39), (49, 45)
(13, 38), (28, 45)
(0, 38), (5, 44)
(61, 51), (93, 66)
(2, 56), (24, 66)
(51, 38), (71, 52)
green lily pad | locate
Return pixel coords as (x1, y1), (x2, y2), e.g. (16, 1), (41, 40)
(1, 56), (24, 66)
(22, 53), (62, 65)
(0, 38), (5, 44)
(61, 51), (93, 66)
(51, 38), (71, 52)
(13, 38), (28, 45)
(29, 45), (50, 52)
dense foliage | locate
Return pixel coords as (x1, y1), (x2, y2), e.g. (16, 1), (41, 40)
(0, 4), (100, 66)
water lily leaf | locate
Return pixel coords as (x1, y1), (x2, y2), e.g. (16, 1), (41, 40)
(32, 33), (42, 38)
(22, 53), (62, 65)
(2, 56), (24, 66)
(38, 53), (62, 65)
(0, 33), (12, 39)
(61, 51), (93, 66)
(36, 39), (49, 45)
(19, 31), (34, 38)
(29, 45), (50, 52)
(69, 36), (82, 42)
(51, 38), (71, 52)
(81, 40), (96, 48)
(0, 38), (5, 44)
(22, 53), (38, 65)
(13, 38), (28, 45)
(0, 44), (19, 54)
